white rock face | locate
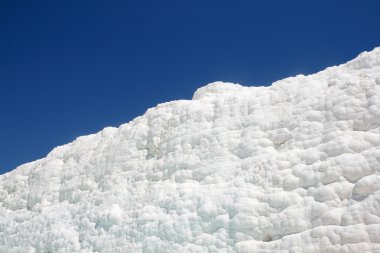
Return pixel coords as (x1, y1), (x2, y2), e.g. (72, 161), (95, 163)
(1, 47), (380, 253)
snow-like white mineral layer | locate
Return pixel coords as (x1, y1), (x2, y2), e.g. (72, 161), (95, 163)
(1, 48), (380, 253)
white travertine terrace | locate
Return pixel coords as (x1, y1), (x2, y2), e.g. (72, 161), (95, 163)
(1, 47), (380, 252)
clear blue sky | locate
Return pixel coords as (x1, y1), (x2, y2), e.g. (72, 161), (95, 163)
(1, 0), (380, 174)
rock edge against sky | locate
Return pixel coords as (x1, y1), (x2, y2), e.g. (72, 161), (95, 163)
(1, 47), (380, 252)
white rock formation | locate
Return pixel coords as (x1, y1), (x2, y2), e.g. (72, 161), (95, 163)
(1, 47), (380, 253)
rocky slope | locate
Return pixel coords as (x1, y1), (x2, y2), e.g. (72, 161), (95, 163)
(1, 47), (380, 252)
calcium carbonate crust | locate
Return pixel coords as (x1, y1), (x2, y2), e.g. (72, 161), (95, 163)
(1, 47), (380, 253)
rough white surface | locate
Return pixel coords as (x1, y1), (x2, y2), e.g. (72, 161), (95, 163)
(1, 47), (380, 253)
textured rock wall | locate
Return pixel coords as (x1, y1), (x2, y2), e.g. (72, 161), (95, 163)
(1, 47), (380, 252)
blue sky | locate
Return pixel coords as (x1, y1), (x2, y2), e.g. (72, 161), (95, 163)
(1, 0), (380, 174)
